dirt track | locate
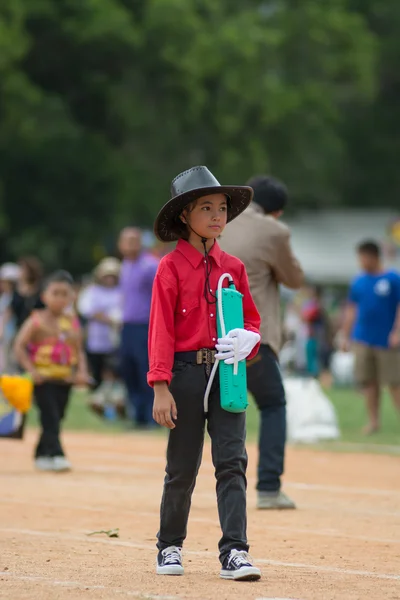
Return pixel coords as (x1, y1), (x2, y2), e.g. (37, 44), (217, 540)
(1, 430), (399, 600)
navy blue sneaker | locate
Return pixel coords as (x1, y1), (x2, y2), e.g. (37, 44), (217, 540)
(220, 549), (261, 581)
(156, 546), (184, 575)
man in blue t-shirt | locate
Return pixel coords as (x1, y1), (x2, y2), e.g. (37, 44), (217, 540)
(341, 240), (400, 434)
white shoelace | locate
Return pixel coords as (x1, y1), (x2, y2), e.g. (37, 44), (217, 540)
(161, 546), (182, 565)
(227, 549), (252, 568)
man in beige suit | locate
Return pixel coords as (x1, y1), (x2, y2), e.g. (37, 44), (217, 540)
(220, 176), (303, 509)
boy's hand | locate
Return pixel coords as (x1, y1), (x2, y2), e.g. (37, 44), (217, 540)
(338, 332), (351, 352)
(30, 370), (45, 385)
(389, 329), (400, 348)
(153, 386), (177, 429)
(74, 371), (90, 387)
(215, 328), (260, 364)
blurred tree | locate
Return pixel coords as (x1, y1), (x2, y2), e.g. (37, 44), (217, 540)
(0, 0), (382, 272)
(344, 0), (400, 208)
(0, 0), (137, 271)
(112, 0), (377, 209)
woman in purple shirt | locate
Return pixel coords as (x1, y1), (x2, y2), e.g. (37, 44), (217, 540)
(118, 227), (159, 427)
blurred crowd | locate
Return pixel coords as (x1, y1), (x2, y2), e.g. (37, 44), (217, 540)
(0, 228), (165, 429)
(281, 284), (345, 386)
(0, 226), (396, 438)
(0, 241), (348, 427)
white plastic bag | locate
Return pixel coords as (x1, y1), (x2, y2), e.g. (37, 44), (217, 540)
(330, 351), (355, 387)
(284, 377), (340, 444)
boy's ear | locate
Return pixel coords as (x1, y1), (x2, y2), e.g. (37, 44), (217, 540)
(179, 212), (187, 224)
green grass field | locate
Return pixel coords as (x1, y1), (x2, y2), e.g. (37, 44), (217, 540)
(27, 385), (400, 453)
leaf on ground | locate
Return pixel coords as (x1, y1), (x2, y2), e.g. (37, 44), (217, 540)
(87, 528), (120, 538)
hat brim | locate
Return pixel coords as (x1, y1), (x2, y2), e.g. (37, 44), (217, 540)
(94, 266), (120, 280)
(154, 185), (253, 242)
(96, 269), (120, 278)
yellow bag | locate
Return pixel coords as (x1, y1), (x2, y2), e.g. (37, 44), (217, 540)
(0, 375), (33, 414)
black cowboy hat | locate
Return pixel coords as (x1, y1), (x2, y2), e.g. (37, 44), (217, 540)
(154, 166), (253, 242)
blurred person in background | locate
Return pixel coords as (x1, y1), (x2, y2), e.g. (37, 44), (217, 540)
(118, 227), (158, 427)
(301, 284), (333, 384)
(14, 270), (90, 472)
(78, 257), (124, 418)
(340, 240), (400, 434)
(220, 175), (303, 510)
(281, 295), (308, 374)
(0, 263), (21, 371)
(8, 256), (45, 331)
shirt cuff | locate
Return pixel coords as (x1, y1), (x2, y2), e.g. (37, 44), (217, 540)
(245, 327), (261, 361)
(147, 368), (172, 388)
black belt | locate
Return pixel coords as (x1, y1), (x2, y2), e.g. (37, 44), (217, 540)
(175, 349), (216, 366)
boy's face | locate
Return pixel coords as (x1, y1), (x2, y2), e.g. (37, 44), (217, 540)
(118, 228), (142, 259)
(42, 282), (73, 314)
(358, 251), (379, 273)
(0, 279), (12, 294)
(101, 274), (118, 288)
(183, 193), (228, 239)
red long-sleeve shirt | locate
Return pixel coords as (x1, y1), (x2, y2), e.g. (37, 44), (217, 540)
(147, 239), (261, 387)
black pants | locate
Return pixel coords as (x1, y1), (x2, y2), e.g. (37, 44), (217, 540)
(247, 344), (286, 492)
(87, 352), (108, 389)
(34, 382), (71, 458)
(120, 323), (153, 425)
(157, 360), (248, 564)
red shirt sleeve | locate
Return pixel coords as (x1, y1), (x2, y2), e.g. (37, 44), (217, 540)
(238, 262), (261, 360)
(147, 266), (178, 387)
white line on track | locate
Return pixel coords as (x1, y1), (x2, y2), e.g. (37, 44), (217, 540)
(0, 572), (179, 599)
(2, 474), (400, 518)
(19, 462), (400, 498)
(285, 482), (400, 497)
(1, 499), (398, 545)
(61, 437), (400, 455)
(5, 453), (400, 496)
(1, 528), (399, 581)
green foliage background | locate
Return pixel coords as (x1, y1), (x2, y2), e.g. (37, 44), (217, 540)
(0, 1), (397, 272)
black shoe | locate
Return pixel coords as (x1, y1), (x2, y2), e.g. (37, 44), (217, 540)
(156, 546), (184, 575)
(220, 549), (261, 581)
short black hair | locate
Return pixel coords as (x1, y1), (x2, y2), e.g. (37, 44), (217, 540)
(246, 175), (288, 214)
(43, 269), (74, 290)
(357, 240), (381, 258)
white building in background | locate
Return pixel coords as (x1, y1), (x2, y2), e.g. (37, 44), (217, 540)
(284, 209), (400, 285)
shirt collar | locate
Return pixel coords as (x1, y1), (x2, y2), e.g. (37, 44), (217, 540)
(176, 239), (222, 269)
(249, 201), (264, 215)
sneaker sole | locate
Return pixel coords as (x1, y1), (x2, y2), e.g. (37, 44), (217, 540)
(156, 566), (184, 576)
(220, 567), (261, 581)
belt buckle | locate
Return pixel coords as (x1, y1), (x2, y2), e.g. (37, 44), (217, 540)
(205, 349), (213, 376)
(196, 349), (215, 375)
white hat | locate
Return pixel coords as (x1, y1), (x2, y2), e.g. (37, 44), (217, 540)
(0, 263), (21, 282)
(94, 257), (121, 280)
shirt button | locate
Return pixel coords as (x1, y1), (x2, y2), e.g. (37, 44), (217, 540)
(210, 313), (214, 318)
(212, 337), (216, 342)
(204, 260), (206, 264)
(183, 309), (186, 313)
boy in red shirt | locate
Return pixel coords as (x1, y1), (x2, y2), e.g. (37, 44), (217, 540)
(148, 166), (262, 581)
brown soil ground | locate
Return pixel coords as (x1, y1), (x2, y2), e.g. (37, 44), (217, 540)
(1, 430), (399, 600)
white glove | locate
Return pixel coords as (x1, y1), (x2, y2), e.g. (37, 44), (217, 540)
(215, 328), (261, 364)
